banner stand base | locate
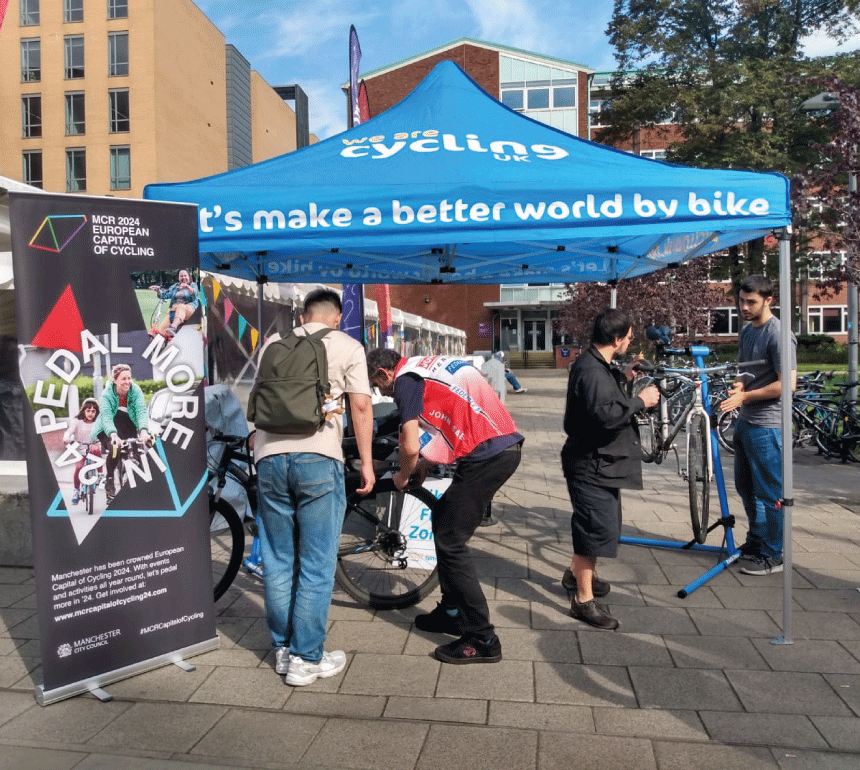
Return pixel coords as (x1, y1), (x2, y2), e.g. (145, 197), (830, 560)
(35, 635), (220, 707)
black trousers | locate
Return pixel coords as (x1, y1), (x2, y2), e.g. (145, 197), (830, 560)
(432, 444), (521, 639)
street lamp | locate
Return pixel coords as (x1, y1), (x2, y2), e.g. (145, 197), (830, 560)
(801, 91), (858, 398)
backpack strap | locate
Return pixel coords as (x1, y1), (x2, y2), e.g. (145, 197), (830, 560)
(306, 327), (332, 393)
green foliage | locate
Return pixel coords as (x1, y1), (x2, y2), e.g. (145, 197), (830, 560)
(796, 334), (837, 349)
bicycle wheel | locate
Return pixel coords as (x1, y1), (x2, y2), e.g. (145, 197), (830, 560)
(85, 482), (95, 516)
(636, 412), (659, 463)
(687, 412), (710, 545)
(335, 481), (441, 610)
(715, 408), (737, 454)
(209, 497), (245, 601)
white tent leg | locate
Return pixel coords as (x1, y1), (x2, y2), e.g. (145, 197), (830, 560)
(773, 228), (793, 645)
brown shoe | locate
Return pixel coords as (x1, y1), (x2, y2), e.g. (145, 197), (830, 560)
(570, 598), (619, 630)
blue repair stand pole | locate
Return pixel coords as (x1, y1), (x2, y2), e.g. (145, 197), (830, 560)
(619, 347), (740, 598)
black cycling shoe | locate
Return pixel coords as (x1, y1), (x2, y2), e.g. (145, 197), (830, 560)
(570, 597), (619, 630)
(435, 634), (502, 664)
(415, 603), (463, 635)
(561, 569), (610, 597)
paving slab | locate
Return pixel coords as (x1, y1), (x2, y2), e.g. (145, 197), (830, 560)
(416, 724), (537, 770)
(725, 670), (855, 716)
(537, 731), (657, 770)
(698, 711), (828, 749)
(302, 717), (428, 770)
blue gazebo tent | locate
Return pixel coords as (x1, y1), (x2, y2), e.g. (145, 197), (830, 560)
(145, 61), (790, 286)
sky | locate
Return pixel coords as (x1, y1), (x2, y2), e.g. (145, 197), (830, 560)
(192, 0), (860, 141)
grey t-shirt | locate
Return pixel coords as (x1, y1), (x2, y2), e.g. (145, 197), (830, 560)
(738, 315), (797, 428)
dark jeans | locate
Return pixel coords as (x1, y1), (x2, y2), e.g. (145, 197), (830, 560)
(432, 444), (522, 639)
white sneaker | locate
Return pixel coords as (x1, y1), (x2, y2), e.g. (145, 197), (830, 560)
(285, 650), (347, 686)
(274, 647), (290, 675)
(515, 388), (527, 394)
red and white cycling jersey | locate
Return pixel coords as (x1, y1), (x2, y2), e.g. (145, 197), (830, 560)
(395, 355), (517, 464)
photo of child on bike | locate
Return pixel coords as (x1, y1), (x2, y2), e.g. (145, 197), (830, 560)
(92, 364), (153, 504)
(148, 268), (200, 339)
(63, 397), (102, 509)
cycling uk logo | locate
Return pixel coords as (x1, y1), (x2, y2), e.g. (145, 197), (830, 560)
(29, 214), (89, 253)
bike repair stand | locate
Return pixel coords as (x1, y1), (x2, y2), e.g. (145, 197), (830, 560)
(619, 346), (741, 598)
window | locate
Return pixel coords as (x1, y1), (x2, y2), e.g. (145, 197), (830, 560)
(710, 307), (739, 336)
(20, 0), (40, 25)
(64, 0), (83, 22)
(66, 148), (86, 192)
(110, 146), (131, 190)
(22, 95), (41, 138)
(65, 92), (85, 135)
(640, 149), (667, 161)
(108, 32), (128, 76)
(22, 151), (43, 188)
(109, 88), (129, 132)
(21, 39), (41, 83)
(64, 36), (84, 79)
(108, 0), (128, 19)
(808, 306), (846, 335)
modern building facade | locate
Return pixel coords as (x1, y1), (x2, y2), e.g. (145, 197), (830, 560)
(349, 39), (592, 360)
(0, 0), (310, 198)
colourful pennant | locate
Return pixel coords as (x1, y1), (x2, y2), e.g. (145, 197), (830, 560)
(237, 315), (247, 339)
(251, 328), (259, 351)
(223, 297), (234, 324)
(212, 280), (221, 303)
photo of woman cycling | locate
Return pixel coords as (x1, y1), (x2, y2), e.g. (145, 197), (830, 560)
(62, 397), (101, 506)
(92, 364), (152, 503)
(149, 268), (200, 338)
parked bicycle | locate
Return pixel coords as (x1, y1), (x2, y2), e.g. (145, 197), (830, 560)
(206, 403), (447, 609)
(634, 349), (764, 544)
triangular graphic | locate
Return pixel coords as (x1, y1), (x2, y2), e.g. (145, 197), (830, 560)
(31, 284), (86, 352)
(237, 315), (247, 339)
(29, 215), (88, 253)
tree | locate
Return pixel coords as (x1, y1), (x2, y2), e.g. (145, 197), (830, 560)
(598, 2), (858, 327)
(556, 258), (728, 354)
(793, 68), (860, 297)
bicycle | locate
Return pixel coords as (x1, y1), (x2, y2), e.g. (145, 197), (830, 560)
(106, 437), (151, 505)
(206, 407), (446, 609)
(635, 349), (764, 544)
(78, 442), (104, 516)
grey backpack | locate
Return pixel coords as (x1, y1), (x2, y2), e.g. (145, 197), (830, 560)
(246, 328), (331, 434)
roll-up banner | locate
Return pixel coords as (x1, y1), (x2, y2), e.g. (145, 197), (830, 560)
(9, 192), (218, 706)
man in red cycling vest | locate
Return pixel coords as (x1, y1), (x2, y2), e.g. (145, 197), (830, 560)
(367, 350), (523, 664)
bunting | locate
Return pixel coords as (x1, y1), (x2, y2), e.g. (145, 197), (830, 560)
(0, 0), (8, 33)
(206, 279), (265, 353)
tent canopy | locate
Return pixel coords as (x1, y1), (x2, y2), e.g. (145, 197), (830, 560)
(145, 61), (791, 285)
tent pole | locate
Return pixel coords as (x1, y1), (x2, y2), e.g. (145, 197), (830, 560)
(257, 272), (267, 365)
(773, 227), (793, 645)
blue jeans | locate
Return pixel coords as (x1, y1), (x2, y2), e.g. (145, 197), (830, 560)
(256, 453), (345, 662)
(733, 419), (783, 559)
(505, 372), (522, 390)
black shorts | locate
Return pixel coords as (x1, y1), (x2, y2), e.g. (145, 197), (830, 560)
(564, 476), (621, 558)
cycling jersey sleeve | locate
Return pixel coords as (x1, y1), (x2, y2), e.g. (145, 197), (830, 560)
(393, 373), (424, 424)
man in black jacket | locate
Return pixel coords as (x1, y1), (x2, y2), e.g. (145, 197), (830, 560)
(561, 309), (659, 630)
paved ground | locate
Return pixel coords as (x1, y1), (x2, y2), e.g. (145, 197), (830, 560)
(1, 369), (859, 770)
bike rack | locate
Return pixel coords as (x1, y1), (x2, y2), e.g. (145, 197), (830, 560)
(619, 347), (741, 597)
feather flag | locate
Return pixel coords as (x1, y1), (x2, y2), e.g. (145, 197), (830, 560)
(0, 0), (9, 32)
(349, 25), (361, 128)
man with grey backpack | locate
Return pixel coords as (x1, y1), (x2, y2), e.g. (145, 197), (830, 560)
(249, 288), (374, 686)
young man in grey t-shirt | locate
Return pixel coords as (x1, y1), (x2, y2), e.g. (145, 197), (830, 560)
(719, 275), (796, 576)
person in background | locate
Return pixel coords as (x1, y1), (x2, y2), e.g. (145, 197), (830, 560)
(367, 349), (523, 664)
(496, 351), (527, 393)
(719, 274), (797, 576)
(63, 397), (101, 505)
(254, 289), (374, 687)
(149, 269), (199, 338)
(560, 309), (659, 630)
